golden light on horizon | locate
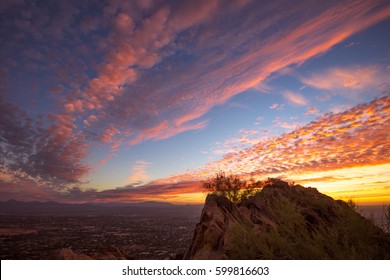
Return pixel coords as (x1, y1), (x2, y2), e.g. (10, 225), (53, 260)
(292, 164), (390, 205)
(161, 192), (207, 205)
(153, 164), (390, 205)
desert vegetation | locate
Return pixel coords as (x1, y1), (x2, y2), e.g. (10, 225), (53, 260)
(203, 173), (295, 204)
(202, 172), (262, 204)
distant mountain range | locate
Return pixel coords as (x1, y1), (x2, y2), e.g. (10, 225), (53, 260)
(0, 199), (203, 216)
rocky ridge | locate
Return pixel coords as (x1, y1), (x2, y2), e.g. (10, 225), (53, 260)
(184, 181), (390, 259)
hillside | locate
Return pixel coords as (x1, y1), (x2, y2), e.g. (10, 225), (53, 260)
(184, 181), (390, 259)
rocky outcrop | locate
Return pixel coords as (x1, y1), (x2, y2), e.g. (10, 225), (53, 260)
(184, 182), (390, 259)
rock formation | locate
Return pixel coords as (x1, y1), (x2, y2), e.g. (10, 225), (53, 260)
(184, 181), (390, 259)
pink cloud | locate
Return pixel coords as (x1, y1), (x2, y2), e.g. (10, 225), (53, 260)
(129, 120), (208, 145)
(99, 126), (121, 143)
(304, 107), (319, 115)
(283, 91), (308, 106)
(300, 65), (390, 92)
(0, 98), (90, 188)
(211, 129), (271, 156)
(83, 0), (390, 154)
(55, 0), (390, 151)
(128, 160), (151, 186)
(169, 0), (219, 29)
(2, 0), (390, 202)
(115, 12), (134, 32)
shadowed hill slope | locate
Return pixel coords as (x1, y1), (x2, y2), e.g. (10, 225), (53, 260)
(184, 181), (390, 259)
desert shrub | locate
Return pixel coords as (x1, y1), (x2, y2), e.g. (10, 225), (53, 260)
(203, 172), (260, 204)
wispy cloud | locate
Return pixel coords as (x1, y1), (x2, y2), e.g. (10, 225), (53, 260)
(128, 160), (151, 186)
(283, 91), (309, 106)
(299, 65), (390, 95)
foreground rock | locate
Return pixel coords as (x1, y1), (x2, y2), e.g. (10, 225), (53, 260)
(184, 182), (390, 259)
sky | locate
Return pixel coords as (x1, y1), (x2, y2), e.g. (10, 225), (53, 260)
(0, 0), (389, 205)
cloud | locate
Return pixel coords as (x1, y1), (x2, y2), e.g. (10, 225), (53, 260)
(344, 41), (359, 48)
(269, 103), (285, 110)
(211, 129), (270, 155)
(0, 176), (198, 203)
(0, 97), (90, 188)
(283, 91), (309, 106)
(128, 120), (208, 145)
(273, 116), (302, 130)
(161, 95), (390, 183)
(128, 160), (151, 186)
(2, 95), (388, 203)
(1, 0), (390, 202)
(300, 65), (390, 93)
(88, 181), (203, 203)
(304, 107), (319, 115)
(6, 0), (386, 149)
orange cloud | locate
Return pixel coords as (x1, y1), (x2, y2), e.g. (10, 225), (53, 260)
(150, 96), (390, 204)
(161, 96), (390, 183)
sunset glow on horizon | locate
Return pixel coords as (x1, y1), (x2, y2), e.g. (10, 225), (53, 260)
(1, 0), (389, 206)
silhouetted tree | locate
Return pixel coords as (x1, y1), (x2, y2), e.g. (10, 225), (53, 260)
(203, 172), (260, 203)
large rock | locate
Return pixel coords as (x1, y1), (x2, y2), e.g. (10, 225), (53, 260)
(184, 182), (390, 259)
